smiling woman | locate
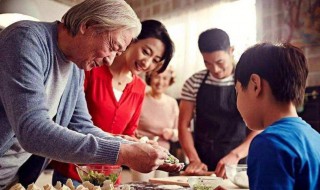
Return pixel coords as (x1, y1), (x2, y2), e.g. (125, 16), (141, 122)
(51, 19), (176, 185)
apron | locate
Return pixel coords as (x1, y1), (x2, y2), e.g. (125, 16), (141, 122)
(194, 71), (246, 170)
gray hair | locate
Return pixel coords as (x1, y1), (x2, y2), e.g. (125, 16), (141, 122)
(62, 0), (141, 37)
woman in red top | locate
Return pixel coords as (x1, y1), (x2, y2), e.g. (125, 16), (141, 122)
(51, 20), (175, 186)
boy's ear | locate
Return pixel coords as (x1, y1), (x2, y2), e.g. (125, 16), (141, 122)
(250, 74), (262, 96)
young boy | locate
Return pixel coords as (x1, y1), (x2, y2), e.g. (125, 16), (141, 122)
(234, 42), (320, 189)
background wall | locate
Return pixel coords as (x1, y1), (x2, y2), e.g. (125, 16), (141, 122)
(53, 0), (320, 87)
(0, 0), (70, 22)
(256, 0), (320, 87)
(33, 0), (70, 21)
(256, 0), (320, 132)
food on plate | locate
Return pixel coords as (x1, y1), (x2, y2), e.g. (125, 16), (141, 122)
(43, 184), (56, 190)
(157, 185), (184, 189)
(165, 153), (179, 164)
(192, 184), (215, 190)
(10, 183), (25, 190)
(139, 136), (183, 168)
(81, 170), (118, 186)
(76, 165), (121, 187)
(187, 176), (223, 190)
(139, 136), (150, 143)
(9, 178), (129, 190)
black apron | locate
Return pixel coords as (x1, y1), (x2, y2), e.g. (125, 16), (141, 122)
(194, 71), (246, 170)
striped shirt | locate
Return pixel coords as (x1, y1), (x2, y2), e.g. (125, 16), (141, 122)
(181, 69), (235, 102)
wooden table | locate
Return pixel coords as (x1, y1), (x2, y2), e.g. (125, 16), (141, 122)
(146, 176), (249, 190)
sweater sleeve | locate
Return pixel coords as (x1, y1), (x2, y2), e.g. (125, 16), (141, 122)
(0, 24), (124, 164)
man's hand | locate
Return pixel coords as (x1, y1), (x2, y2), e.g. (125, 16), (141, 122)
(114, 134), (139, 142)
(214, 186), (227, 190)
(214, 152), (240, 178)
(162, 128), (174, 140)
(158, 162), (185, 173)
(184, 160), (208, 175)
(117, 143), (167, 173)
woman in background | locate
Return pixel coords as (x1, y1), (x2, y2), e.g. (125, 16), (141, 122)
(51, 19), (175, 185)
(132, 67), (179, 182)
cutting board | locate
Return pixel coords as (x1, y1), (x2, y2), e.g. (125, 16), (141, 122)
(149, 176), (248, 189)
(180, 171), (215, 176)
(149, 176), (189, 187)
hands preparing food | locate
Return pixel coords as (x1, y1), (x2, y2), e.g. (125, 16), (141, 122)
(137, 136), (184, 172)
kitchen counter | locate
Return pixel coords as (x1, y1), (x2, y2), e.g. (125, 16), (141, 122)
(125, 177), (249, 190)
(128, 181), (248, 190)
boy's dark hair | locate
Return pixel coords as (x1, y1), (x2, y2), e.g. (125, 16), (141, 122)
(138, 19), (174, 73)
(198, 28), (230, 53)
(235, 42), (308, 107)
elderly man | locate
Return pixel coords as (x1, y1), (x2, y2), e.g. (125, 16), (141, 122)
(0, 0), (181, 188)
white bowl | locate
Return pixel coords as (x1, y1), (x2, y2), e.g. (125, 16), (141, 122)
(225, 164), (249, 188)
(187, 176), (223, 190)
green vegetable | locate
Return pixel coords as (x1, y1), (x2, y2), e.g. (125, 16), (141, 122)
(81, 170), (119, 186)
(165, 153), (179, 164)
(193, 184), (215, 190)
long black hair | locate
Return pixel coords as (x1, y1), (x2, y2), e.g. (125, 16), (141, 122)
(137, 20), (174, 73)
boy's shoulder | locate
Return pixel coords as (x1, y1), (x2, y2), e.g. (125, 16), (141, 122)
(252, 117), (320, 150)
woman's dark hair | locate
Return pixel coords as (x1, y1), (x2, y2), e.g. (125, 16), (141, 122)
(137, 19), (174, 73)
(235, 42), (308, 107)
(198, 28), (230, 53)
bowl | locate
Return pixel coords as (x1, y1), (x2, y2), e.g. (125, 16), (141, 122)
(187, 176), (223, 190)
(76, 164), (122, 186)
(225, 164), (249, 188)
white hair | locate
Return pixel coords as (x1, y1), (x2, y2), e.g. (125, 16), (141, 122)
(62, 0), (141, 37)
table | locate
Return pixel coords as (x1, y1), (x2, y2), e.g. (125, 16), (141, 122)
(125, 176), (249, 190)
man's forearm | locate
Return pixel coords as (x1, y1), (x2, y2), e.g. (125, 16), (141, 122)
(231, 130), (262, 159)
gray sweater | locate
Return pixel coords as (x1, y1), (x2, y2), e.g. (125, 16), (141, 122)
(0, 21), (125, 170)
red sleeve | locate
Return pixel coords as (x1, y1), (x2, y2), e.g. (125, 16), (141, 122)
(84, 70), (91, 92)
(122, 80), (146, 136)
(123, 93), (145, 136)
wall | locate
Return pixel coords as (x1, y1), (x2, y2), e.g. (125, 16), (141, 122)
(0, 0), (70, 22)
(125, 0), (236, 20)
(33, 0), (70, 22)
(256, 0), (320, 87)
(256, 0), (320, 132)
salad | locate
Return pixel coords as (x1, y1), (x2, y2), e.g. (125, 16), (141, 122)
(165, 153), (180, 164)
(81, 170), (119, 186)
